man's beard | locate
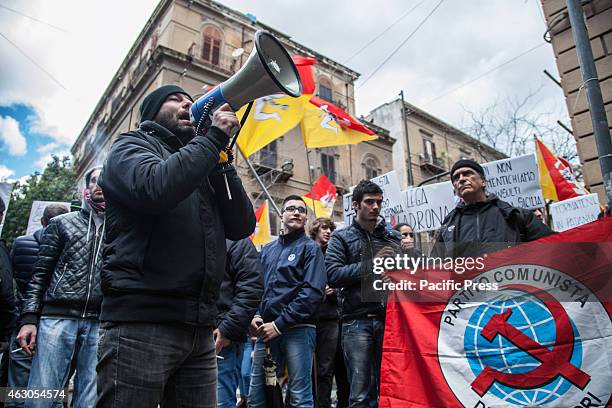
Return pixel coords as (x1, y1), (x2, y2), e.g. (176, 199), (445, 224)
(156, 111), (195, 145)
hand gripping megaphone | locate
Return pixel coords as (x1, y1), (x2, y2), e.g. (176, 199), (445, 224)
(190, 30), (303, 128)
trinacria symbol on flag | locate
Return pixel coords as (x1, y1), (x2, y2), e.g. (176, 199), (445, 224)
(438, 265), (611, 407)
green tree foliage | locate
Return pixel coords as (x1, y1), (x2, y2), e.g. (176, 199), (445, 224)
(1, 156), (77, 247)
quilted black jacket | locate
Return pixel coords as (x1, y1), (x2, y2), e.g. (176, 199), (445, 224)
(20, 208), (105, 326)
(11, 228), (43, 324)
(326, 219), (401, 321)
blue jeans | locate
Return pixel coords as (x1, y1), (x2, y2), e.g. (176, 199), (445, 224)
(7, 331), (33, 408)
(341, 319), (384, 408)
(239, 339), (254, 399)
(248, 326), (315, 408)
(216, 342), (243, 408)
(26, 318), (99, 408)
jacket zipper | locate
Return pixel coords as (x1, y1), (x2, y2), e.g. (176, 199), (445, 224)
(82, 224), (99, 318)
(52, 264), (68, 295)
(476, 213), (481, 241)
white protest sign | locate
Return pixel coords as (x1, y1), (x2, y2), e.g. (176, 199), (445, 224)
(370, 171), (404, 222)
(482, 154), (544, 210)
(0, 182), (13, 236)
(26, 201), (71, 235)
(343, 193), (355, 227)
(550, 193), (600, 232)
(397, 182), (458, 232)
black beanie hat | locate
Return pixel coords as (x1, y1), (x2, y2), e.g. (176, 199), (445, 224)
(450, 159), (485, 180)
(139, 85), (193, 122)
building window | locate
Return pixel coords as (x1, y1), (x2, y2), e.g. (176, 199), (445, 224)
(321, 152), (336, 183)
(318, 78), (333, 102)
(423, 138), (437, 161)
(202, 26), (222, 65)
(363, 155), (380, 179)
(259, 140), (277, 168)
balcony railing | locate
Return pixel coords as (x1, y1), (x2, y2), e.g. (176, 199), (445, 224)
(419, 154), (446, 173)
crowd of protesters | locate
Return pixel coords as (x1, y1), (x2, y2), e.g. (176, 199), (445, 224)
(1, 84), (607, 408)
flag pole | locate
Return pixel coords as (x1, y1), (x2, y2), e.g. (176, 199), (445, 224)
(236, 145), (282, 217)
(305, 147), (317, 218)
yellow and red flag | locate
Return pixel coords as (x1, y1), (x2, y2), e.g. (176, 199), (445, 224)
(250, 200), (271, 246)
(237, 94), (310, 157)
(535, 137), (587, 201)
(303, 174), (337, 217)
(301, 96), (377, 148)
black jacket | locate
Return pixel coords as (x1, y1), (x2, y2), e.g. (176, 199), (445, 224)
(317, 245), (339, 322)
(11, 229), (43, 325)
(431, 195), (553, 258)
(326, 219), (401, 321)
(98, 121), (255, 325)
(216, 239), (263, 342)
(0, 240), (16, 341)
(20, 208), (104, 326)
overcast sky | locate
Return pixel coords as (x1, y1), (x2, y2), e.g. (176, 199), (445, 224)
(0, 0), (568, 181)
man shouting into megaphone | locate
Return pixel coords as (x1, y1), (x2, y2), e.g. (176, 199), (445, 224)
(96, 84), (255, 408)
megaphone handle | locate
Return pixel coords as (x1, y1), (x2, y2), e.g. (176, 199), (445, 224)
(227, 101), (254, 152)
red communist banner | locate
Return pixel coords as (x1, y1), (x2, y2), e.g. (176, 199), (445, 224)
(380, 218), (612, 407)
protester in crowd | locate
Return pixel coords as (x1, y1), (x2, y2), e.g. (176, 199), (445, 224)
(1, 197), (16, 353)
(17, 167), (105, 408)
(0, 197), (16, 394)
(96, 85), (255, 407)
(326, 181), (401, 408)
(216, 238), (263, 408)
(248, 195), (326, 408)
(8, 204), (68, 407)
(394, 222), (424, 257)
(533, 208), (547, 224)
(309, 217), (349, 408)
(432, 159), (552, 258)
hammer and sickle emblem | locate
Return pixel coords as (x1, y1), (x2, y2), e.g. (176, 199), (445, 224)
(471, 284), (591, 396)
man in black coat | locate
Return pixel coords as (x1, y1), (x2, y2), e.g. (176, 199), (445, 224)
(0, 197), (15, 354)
(8, 203), (67, 406)
(215, 238), (263, 408)
(17, 167), (106, 408)
(96, 85), (255, 408)
(431, 159), (552, 258)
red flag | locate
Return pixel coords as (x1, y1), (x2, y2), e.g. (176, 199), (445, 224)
(535, 137), (587, 201)
(380, 218), (612, 407)
(310, 96), (375, 136)
(303, 174), (337, 217)
(292, 56), (317, 95)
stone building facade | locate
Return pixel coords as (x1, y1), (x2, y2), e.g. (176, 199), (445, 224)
(70, 0), (395, 232)
(366, 99), (506, 190)
(541, 0), (612, 203)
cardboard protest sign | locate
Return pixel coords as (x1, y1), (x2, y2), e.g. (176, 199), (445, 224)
(371, 171), (404, 223)
(482, 154), (544, 210)
(343, 193), (355, 227)
(550, 193), (601, 232)
(397, 182), (458, 233)
(26, 201), (71, 235)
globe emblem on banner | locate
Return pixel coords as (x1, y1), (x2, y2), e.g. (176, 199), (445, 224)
(438, 265), (612, 408)
(464, 290), (583, 406)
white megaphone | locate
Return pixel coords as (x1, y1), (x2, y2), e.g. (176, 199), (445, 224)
(190, 30), (302, 126)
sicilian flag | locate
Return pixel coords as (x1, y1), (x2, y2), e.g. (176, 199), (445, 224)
(379, 218), (612, 407)
(535, 137), (588, 201)
(301, 96), (377, 148)
(250, 200), (271, 246)
(303, 174), (337, 218)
